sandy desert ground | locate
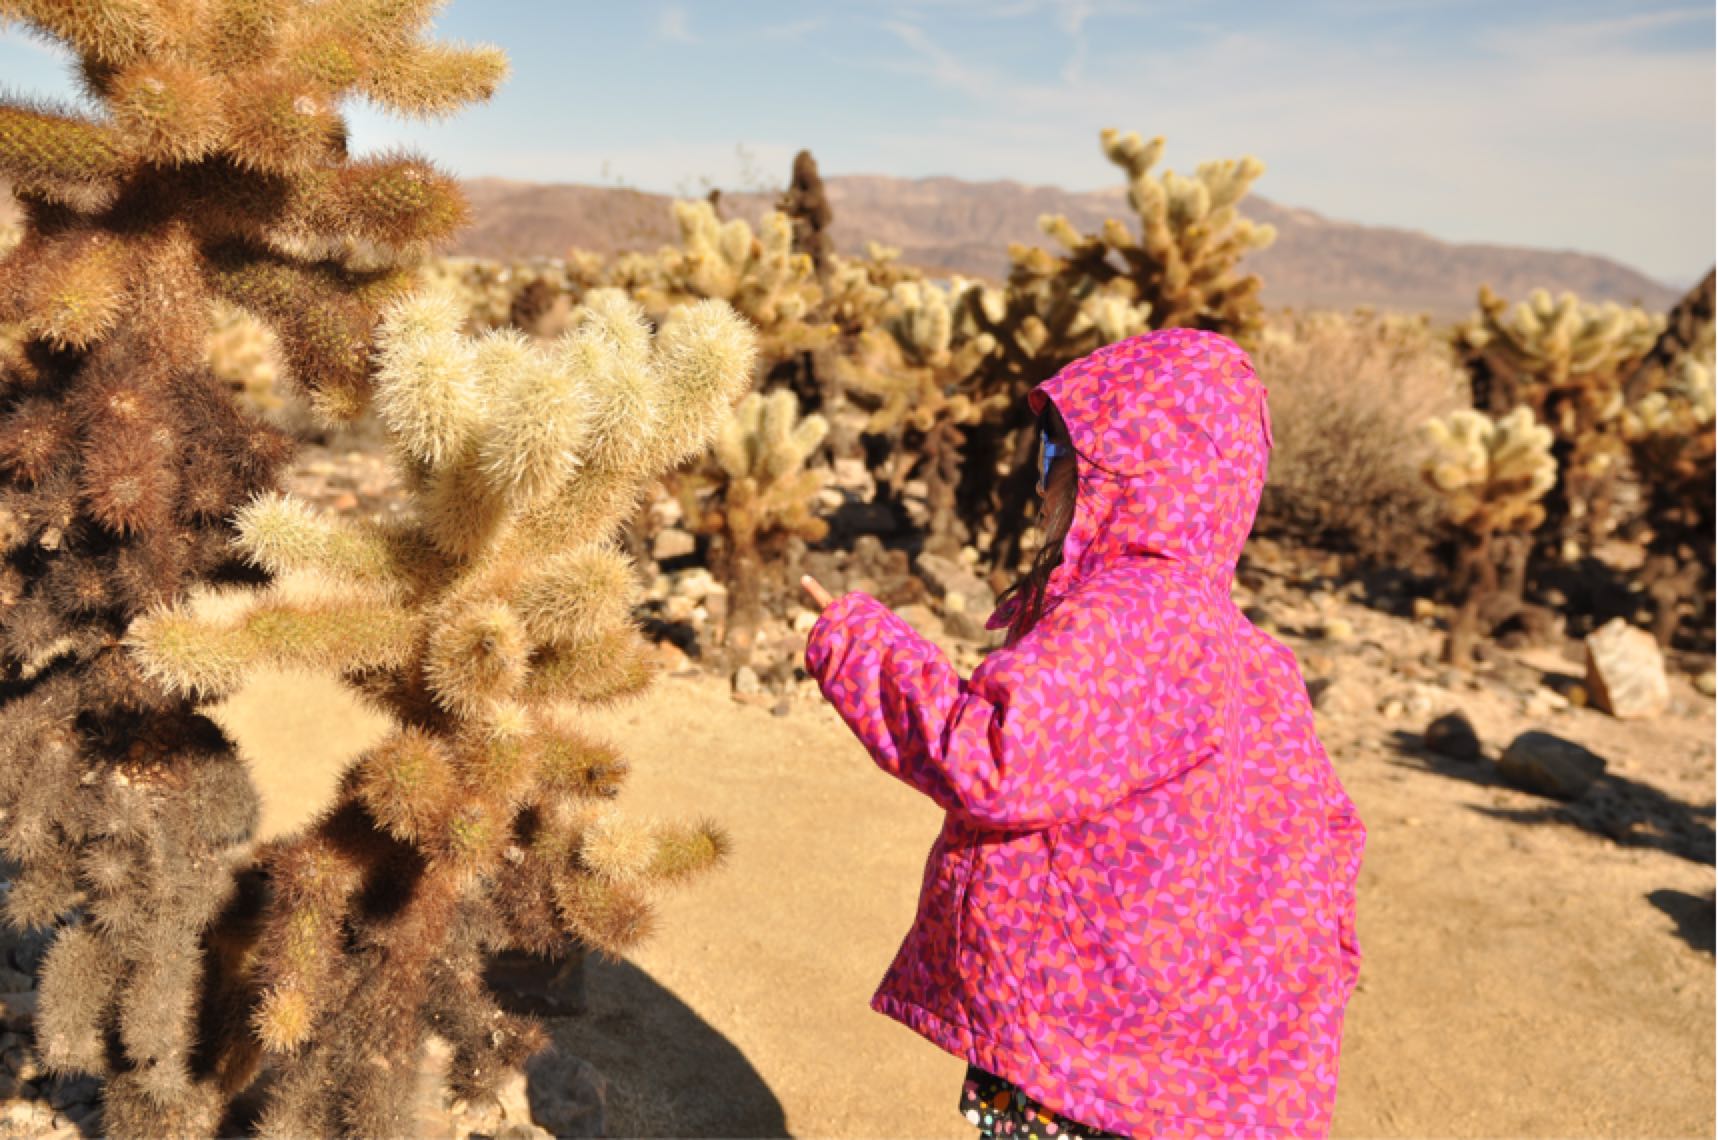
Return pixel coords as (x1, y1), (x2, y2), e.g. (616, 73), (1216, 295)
(214, 578), (1717, 1139)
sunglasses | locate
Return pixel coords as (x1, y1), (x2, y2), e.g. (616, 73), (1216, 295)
(1037, 429), (1067, 493)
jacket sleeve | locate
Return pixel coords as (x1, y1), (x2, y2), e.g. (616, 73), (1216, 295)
(802, 572), (1220, 831)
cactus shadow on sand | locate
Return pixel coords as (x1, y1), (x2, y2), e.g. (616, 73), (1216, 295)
(550, 954), (790, 1139)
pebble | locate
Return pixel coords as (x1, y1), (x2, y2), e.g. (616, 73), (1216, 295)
(1317, 616), (1355, 641)
(731, 666), (762, 696)
(1694, 670), (1716, 698)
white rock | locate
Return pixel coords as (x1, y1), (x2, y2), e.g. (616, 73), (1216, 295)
(1584, 617), (1670, 719)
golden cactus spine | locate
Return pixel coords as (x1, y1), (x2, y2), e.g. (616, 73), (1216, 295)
(0, 1), (502, 1133)
(129, 285), (757, 1136)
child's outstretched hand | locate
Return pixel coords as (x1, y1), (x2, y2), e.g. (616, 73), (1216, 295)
(800, 574), (835, 612)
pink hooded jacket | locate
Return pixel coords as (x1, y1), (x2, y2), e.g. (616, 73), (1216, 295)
(804, 328), (1366, 1138)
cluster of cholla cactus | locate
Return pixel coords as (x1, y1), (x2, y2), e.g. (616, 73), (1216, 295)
(827, 279), (1006, 541)
(1618, 269), (1716, 646)
(953, 127), (1274, 570)
(1418, 406), (1558, 665)
(128, 284), (756, 1135)
(681, 388), (828, 652)
(1455, 284), (1666, 561)
(0, 0), (502, 1132)
(631, 199), (832, 366)
(419, 253), (604, 338)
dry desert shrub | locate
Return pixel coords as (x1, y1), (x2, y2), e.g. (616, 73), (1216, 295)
(1252, 307), (1470, 563)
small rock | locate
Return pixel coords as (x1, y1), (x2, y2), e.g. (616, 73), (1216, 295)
(1693, 669), (1716, 698)
(1307, 674), (1369, 718)
(651, 527), (696, 561)
(1584, 616), (1670, 719)
(662, 595), (696, 623)
(651, 641), (692, 673)
(731, 666), (761, 696)
(816, 487), (846, 512)
(702, 584), (729, 622)
(1378, 697), (1405, 719)
(791, 608), (819, 635)
(329, 491), (359, 512)
(771, 698), (792, 717)
(1497, 730), (1607, 800)
(1423, 712), (1481, 761)
(674, 568), (718, 601)
(1317, 616), (1355, 641)
(831, 457), (873, 497)
(914, 553), (996, 616)
(524, 1047), (609, 1138)
(942, 609), (987, 643)
(1523, 685), (1571, 716)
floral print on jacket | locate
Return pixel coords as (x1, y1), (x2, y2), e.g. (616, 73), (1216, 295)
(804, 327), (1367, 1138)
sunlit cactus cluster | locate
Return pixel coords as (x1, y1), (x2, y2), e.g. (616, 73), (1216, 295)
(681, 388), (828, 650)
(129, 283), (756, 1134)
(1456, 284), (1667, 559)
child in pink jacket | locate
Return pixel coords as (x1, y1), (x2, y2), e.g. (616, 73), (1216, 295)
(801, 328), (1366, 1139)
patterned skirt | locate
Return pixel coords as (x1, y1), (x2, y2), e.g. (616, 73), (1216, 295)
(960, 1063), (1130, 1139)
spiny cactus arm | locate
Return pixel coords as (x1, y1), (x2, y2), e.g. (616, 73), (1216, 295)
(213, 254), (413, 420)
(521, 625), (658, 708)
(1, 228), (133, 350)
(36, 924), (120, 1076)
(351, 728), (460, 844)
(361, 39), (509, 118)
(423, 949), (547, 1108)
(233, 491), (444, 594)
(127, 591), (418, 699)
(551, 872), (656, 961)
(475, 328), (592, 510)
(643, 298), (759, 470)
(423, 599), (530, 717)
(512, 543), (639, 645)
(644, 817), (730, 885)
(374, 284), (483, 465)
(532, 723), (631, 803)
(270, 154), (470, 255)
(0, 100), (128, 210)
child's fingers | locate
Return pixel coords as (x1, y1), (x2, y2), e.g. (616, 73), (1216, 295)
(800, 574), (834, 611)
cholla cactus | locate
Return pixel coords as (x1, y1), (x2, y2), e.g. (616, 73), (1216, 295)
(1419, 406), (1557, 665)
(1455, 284), (1666, 558)
(641, 200), (832, 363)
(1619, 269), (1716, 646)
(0, 1), (501, 1133)
(777, 149), (833, 276)
(683, 388), (828, 650)
(128, 285), (755, 1135)
(953, 127), (1273, 571)
(827, 280), (1005, 541)
(420, 254), (600, 338)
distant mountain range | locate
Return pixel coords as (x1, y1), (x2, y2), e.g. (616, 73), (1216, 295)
(0, 176), (1687, 322)
(457, 175), (1685, 323)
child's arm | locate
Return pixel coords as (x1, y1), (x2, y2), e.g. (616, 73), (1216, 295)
(803, 572), (1218, 831)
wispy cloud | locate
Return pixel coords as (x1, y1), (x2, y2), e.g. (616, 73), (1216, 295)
(754, 17), (825, 41)
(656, 4), (694, 44)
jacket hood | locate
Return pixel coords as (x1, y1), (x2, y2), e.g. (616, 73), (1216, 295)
(1022, 327), (1273, 600)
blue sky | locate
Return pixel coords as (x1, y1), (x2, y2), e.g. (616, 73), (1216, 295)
(2, 1), (1712, 287)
